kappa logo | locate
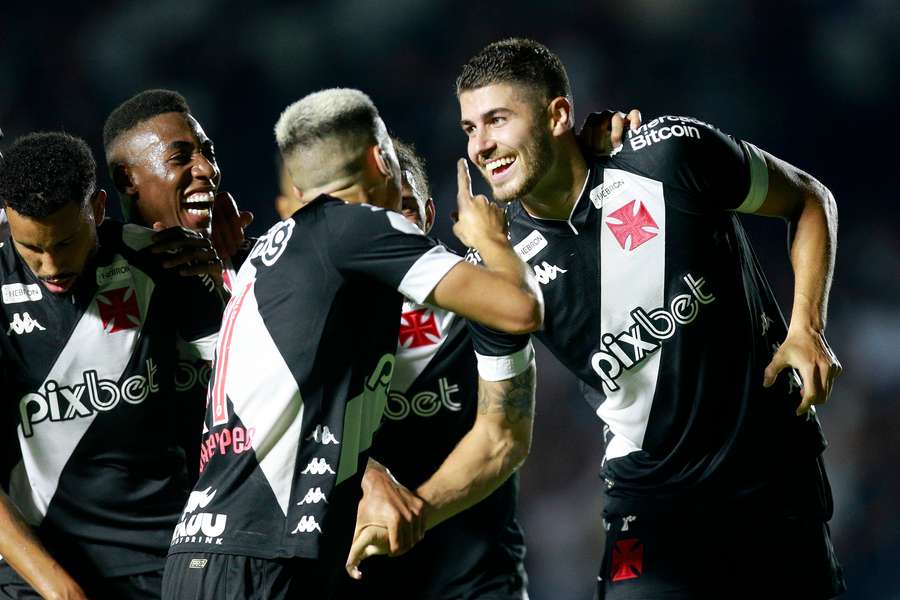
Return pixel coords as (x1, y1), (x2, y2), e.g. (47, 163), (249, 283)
(96, 287), (141, 333)
(306, 425), (339, 445)
(297, 487), (328, 505)
(291, 515), (322, 534)
(302, 458), (336, 475)
(532, 262), (567, 285)
(182, 487), (217, 519)
(606, 200), (659, 251)
(6, 312), (46, 335)
(248, 219), (294, 267)
(2, 283), (43, 305)
(399, 308), (441, 348)
(621, 515), (637, 532)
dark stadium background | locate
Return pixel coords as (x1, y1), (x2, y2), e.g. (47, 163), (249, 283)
(2, 1), (898, 597)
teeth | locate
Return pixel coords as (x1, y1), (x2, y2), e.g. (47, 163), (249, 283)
(186, 207), (210, 216)
(184, 191), (215, 205)
(486, 156), (516, 172)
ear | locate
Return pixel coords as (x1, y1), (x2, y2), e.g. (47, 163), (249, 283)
(111, 163), (137, 197)
(423, 197), (436, 234)
(91, 189), (108, 225)
(548, 96), (575, 136)
(372, 145), (393, 179)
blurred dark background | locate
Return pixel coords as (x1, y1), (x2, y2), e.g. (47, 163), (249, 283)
(2, 1), (898, 597)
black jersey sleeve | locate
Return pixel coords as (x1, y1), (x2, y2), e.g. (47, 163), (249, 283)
(172, 274), (225, 361)
(462, 248), (534, 381)
(327, 203), (463, 304)
(623, 116), (769, 213)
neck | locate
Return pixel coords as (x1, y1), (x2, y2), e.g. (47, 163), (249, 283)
(520, 135), (588, 221)
(299, 174), (374, 209)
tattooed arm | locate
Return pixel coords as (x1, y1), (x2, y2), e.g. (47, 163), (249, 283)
(415, 365), (536, 530)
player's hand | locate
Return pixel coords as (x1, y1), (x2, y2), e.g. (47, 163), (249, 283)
(35, 569), (90, 600)
(578, 109), (643, 155)
(354, 460), (426, 556)
(763, 326), (842, 416)
(345, 524), (389, 580)
(211, 191), (253, 261)
(451, 159), (507, 250)
(150, 225), (224, 285)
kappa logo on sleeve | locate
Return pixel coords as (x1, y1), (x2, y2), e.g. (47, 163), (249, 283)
(291, 515), (322, 534)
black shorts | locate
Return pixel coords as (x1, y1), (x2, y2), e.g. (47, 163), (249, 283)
(162, 552), (338, 600)
(596, 507), (846, 600)
(0, 560), (162, 600)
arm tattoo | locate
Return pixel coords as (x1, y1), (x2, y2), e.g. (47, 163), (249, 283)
(478, 366), (535, 425)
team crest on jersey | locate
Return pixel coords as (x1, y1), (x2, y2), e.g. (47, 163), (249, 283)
(96, 287), (141, 333)
(399, 308), (441, 348)
(605, 200), (659, 251)
(248, 219), (294, 267)
(610, 538), (644, 582)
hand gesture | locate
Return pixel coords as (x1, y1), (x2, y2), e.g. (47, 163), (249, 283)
(150, 225), (223, 285)
(578, 109), (643, 155)
(764, 327), (842, 416)
(452, 159), (507, 250)
(211, 192), (253, 261)
(345, 461), (426, 579)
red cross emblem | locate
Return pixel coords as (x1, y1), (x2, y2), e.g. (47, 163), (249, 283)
(399, 308), (440, 348)
(610, 538), (644, 582)
(606, 200), (659, 251)
(97, 287), (141, 333)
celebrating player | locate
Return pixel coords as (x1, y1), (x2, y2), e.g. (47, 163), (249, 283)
(342, 140), (535, 598)
(0, 132), (225, 599)
(457, 39), (845, 598)
(161, 88), (543, 598)
(103, 89), (260, 482)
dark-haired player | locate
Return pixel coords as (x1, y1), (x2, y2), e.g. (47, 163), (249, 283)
(162, 88), (543, 599)
(103, 89), (253, 481)
(457, 39), (844, 598)
(0, 132), (225, 599)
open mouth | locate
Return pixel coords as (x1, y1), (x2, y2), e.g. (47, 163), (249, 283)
(41, 275), (76, 294)
(485, 156), (517, 180)
(182, 191), (214, 217)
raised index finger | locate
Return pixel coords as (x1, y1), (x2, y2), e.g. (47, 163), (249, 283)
(457, 158), (473, 203)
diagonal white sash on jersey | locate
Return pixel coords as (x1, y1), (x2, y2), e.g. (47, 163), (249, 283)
(10, 260), (154, 525)
(220, 280), (304, 517)
(597, 169), (666, 461)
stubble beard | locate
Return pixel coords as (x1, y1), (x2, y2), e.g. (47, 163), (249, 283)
(491, 125), (555, 204)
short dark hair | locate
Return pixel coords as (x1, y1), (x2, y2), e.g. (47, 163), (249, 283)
(393, 138), (430, 201)
(102, 89), (191, 152)
(456, 38), (571, 105)
(0, 132), (96, 218)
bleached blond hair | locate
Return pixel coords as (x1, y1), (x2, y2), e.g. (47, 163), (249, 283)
(274, 88), (388, 190)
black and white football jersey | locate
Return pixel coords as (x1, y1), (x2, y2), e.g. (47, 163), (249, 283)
(0, 221), (223, 577)
(168, 196), (463, 564)
(357, 255), (533, 597)
(472, 116), (829, 511)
